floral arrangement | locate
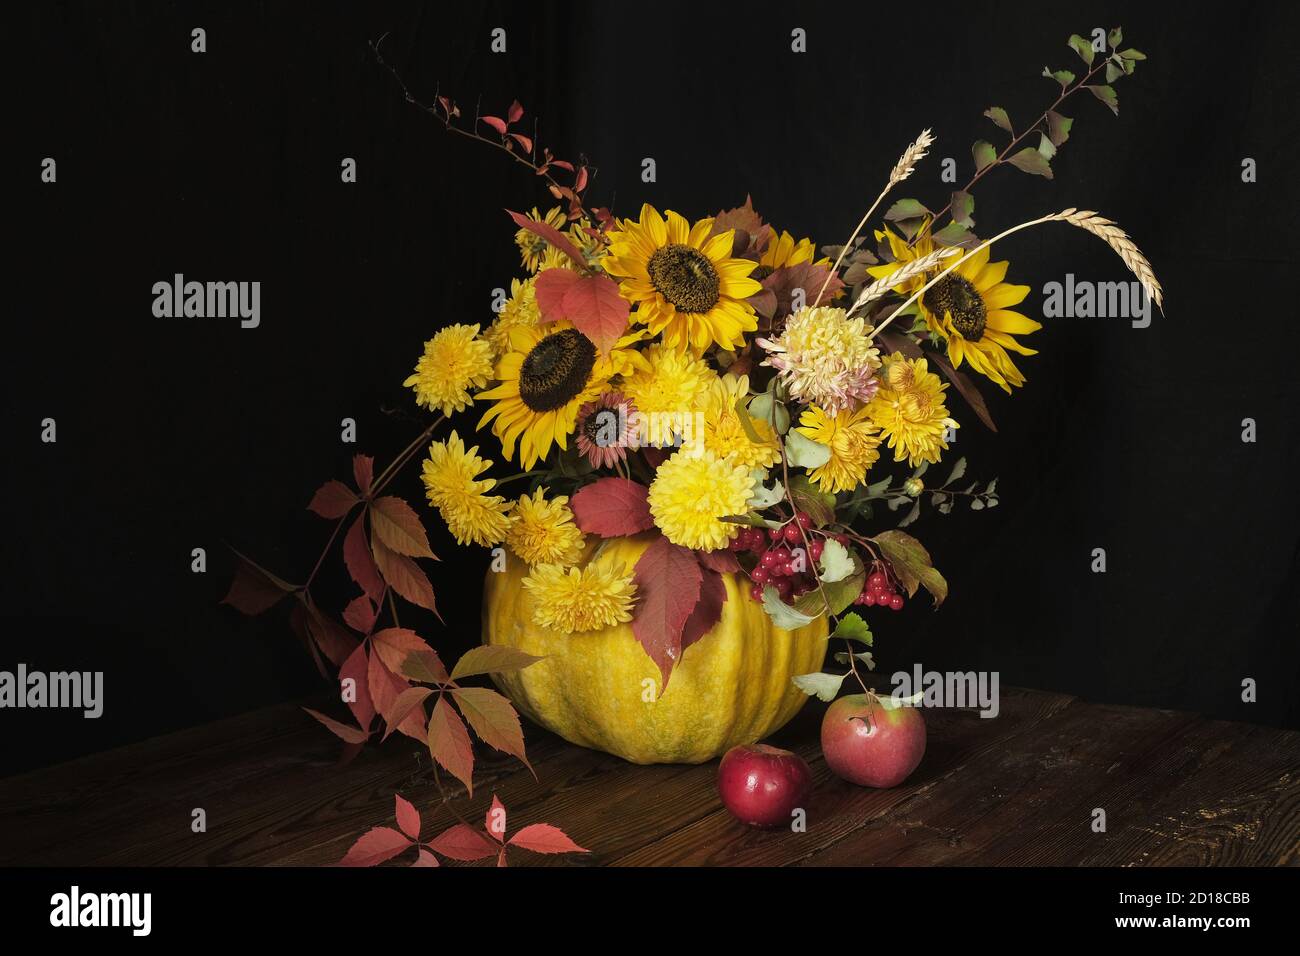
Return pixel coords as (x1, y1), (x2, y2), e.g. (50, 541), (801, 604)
(224, 27), (1161, 848)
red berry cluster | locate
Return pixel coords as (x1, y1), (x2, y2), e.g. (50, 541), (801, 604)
(729, 512), (826, 604)
(858, 567), (904, 611)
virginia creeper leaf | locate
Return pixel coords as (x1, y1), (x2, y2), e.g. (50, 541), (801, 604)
(570, 478), (654, 536)
(632, 536), (703, 687)
(428, 694), (475, 795)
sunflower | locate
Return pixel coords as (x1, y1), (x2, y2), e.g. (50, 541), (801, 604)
(522, 556), (638, 633)
(420, 431), (513, 546)
(476, 322), (647, 470)
(506, 488), (585, 567)
(648, 448), (754, 551)
(484, 278), (540, 358)
(867, 222), (1040, 393)
(754, 229), (829, 279)
(701, 374), (781, 470)
(602, 203), (763, 352)
(514, 206), (568, 273)
(866, 355), (958, 467)
(402, 324), (495, 416)
(795, 404), (883, 493)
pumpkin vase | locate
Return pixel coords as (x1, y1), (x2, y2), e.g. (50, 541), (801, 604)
(482, 532), (830, 764)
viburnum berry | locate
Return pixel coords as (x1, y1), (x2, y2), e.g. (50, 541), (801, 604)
(751, 566), (771, 585)
(773, 578), (793, 599)
(859, 590), (876, 606)
(832, 533), (851, 546)
(808, 539), (824, 561)
(769, 527), (785, 543)
(888, 594), (904, 611)
(749, 583), (765, 602)
(867, 571), (888, 590)
(794, 511), (813, 529)
(760, 550), (782, 569)
(782, 523), (803, 544)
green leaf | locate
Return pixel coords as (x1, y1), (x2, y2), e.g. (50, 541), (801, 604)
(932, 222), (977, 247)
(1118, 48), (1146, 60)
(1007, 147), (1053, 179)
(1046, 111), (1073, 147)
(1087, 84), (1119, 115)
(746, 470), (785, 510)
(1042, 66), (1075, 89)
(748, 392), (790, 434)
(831, 611), (873, 646)
(787, 474), (836, 527)
(884, 198), (931, 222)
(972, 140), (997, 173)
(818, 538), (855, 584)
(983, 106), (1012, 133)
(793, 556), (865, 618)
(1107, 26), (1122, 48)
(762, 586), (819, 630)
(784, 430), (831, 469)
(950, 191), (975, 229)
(792, 671), (847, 702)
(733, 395), (765, 445)
(450, 645), (544, 681)
(1037, 132), (1057, 162)
(833, 651), (876, 670)
(721, 512), (781, 529)
(871, 529), (949, 606)
(1105, 60), (1123, 83)
(944, 456), (967, 486)
(1067, 34), (1095, 66)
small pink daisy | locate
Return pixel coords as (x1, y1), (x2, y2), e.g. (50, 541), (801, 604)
(575, 392), (638, 469)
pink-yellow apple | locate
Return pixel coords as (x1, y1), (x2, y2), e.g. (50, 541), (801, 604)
(717, 743), (813, 828)
(821, 694), (926, 788)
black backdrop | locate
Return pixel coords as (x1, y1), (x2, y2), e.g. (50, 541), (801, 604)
(6, 1), (1298, 775)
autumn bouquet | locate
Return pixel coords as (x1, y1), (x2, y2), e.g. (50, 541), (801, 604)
(227, 28), (1161, 785)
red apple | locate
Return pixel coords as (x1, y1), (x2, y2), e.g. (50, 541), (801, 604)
(821, 694), (926, 788)
(717, 743), (813, 828)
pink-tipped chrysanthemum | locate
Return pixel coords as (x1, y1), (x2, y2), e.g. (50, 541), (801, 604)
(574, 392), (638, 469)
(757, 306), (882, 415)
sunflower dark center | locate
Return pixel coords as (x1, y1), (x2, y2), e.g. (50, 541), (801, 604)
(518, 329), (596, 412)
(647, 243), (721, 313)
(751, 264), (775, 282)
(923, 274), (986, 340)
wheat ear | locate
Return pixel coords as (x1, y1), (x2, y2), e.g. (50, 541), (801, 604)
(849, 247), (959, 316)
(870, 209), (1165, 340)
(1052, 208), (1164, 312)
(816, 129), (936, 304)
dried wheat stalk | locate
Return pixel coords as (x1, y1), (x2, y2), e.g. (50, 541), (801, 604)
(850, 246), (959, 315)
(1051, 208), (1164, 312)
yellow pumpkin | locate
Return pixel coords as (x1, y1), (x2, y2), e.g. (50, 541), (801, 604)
(482, 532), (829, 764)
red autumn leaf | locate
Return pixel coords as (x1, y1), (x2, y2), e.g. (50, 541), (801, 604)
(480, 115), (508, 135)
(508, 823), (589, 855)
(380, 685), (433, 742)
(350, 828), (414, 869)
(370, 627), (435, 675)
(497, 847), (509, 867)
(302, 707), (369, 745)
(289, 604), (329, 679)
(427, 823), (498, 862)
(759, 260), (843, 317)
(367, 653), (427, 741)
(506, 209), (586, 267)
(394, 793), (421, 841)
(411, 849), (440, 867)
(338, 826), (412, 867)
(371, 536), (441, 618)
(510, 133), (533, 153)
(370, 496), (435, 559)
(451, 687), (532, 773)
(221, 554), (295, 616)
(574, 166), (589, 193)
(402, 649), (450, 684)
(486, 794), (508, 842)
(340, 643), (375, 730)
(353, 454), (374, 495)
(304, 603), (359, 667)
(534, 267), (583, 322)
(507, 99), (524, 123)
(549, 159), (574, 172)
(428, 694), (476, 795)
(344, 515), (385, 601)
(342, 595), (376, 635)
(632, 537), (703, 687)
(449, 645), (543, 681)
(681, 566), (728, 652)
(570, 478), (654, 537)
(308, 480), (358, 519)
(561, 273), (629, 354)
(696, 548), (742, 574)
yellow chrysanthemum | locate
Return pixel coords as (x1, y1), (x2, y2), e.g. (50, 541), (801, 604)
(648, 448), (754, 551)
(620, 343), (716, 447)
(602, 203), (763, 352)
(866, 356), (958, 467)
(484, 278), (541, 358)
(867, 222), (1040, 393)
(402, 324), (494, 416)
(795, 404), (883, 493)
(757, 305), (881, 414)
(701, 374), (781, 470)
(522, 556), (637, 633)
(420, 430), (513, 546)
(506, 488), (585, 567)
(514, 206), (568, 273)
(477, 322), (648, 470)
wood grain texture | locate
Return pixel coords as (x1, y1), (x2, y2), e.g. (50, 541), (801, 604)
(1, 688), (1296, 867)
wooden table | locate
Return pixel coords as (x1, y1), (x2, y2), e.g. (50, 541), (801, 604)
(2, 685), (1296, 866)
